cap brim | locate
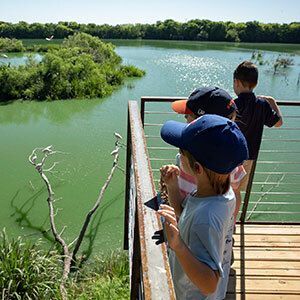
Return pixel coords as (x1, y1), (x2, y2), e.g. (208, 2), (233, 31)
(171, 100), (193, 114)
(160, 120), (187, 149)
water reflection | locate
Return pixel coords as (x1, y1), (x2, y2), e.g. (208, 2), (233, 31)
(0, 53), (42, 67)
(109, 39), (300, 54)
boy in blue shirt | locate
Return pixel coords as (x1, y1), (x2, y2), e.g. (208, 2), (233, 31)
(158, 115), (248, 299)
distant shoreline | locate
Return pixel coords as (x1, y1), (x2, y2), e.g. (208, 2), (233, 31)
(0, 19), (299, 44)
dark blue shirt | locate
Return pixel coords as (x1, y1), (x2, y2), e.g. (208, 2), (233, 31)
(235, 92), (280, 160)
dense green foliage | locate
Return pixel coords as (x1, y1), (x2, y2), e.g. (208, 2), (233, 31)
(0, 231), (130, 299)
(1, 19), (300, 43)
(0, 33), (145, 101)
(0, 37), (25, 52)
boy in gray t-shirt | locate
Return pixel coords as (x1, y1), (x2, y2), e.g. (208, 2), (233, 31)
(159, 115), (248, 299)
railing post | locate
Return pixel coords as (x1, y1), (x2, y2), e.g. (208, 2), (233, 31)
(124, 109), (132, 250)
(240, 160), (257, 223)
(140, 98), (145, 126)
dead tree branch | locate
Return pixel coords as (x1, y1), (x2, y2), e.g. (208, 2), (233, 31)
(72, 143), (120, 261)
(28, 133), (123, 299)
(29, 146), (71, 300)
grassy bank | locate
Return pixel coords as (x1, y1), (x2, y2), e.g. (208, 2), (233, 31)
(0, 231), (129, 299)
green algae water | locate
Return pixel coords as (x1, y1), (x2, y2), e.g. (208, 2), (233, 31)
(1, 40), (300, 253)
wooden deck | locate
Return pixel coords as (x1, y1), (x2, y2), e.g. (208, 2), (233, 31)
(226, 224), (300, 299)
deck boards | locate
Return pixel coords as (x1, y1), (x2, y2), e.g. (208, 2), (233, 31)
(226, 224), (300, 299)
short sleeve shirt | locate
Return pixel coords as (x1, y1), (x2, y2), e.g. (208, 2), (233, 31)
(235, 92), (280, 159)
(168, 189), (236, 299)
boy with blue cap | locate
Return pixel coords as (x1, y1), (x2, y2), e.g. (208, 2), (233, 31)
(158, 114), (248, 299)
(170, 86), (246, 223)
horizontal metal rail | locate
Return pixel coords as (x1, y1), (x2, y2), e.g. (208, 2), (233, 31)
(140, 97), (300, 224)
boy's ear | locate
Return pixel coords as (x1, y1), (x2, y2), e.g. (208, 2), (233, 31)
(234, 78), (241, 87)
(194, 162), (203, 174)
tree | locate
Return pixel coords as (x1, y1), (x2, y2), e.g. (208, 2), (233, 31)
(182, 21), (200, 40)
(208, 22), (227, 41)
(28, 133), (123, 299)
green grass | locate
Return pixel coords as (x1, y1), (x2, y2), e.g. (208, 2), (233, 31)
(67, 251), (130, 299)
(0, 230), (130, 299)
(0, 229), (61, 299)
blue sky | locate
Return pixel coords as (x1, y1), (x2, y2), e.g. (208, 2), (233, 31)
(1, 0), (299, 24)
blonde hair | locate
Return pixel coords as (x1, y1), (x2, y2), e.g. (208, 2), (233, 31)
(181, 150), (231, 195)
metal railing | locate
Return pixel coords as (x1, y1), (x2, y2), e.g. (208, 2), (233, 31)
(124, 98), (300, 298)
(140, 97), (300, 224)
(124, 101), (175, 300)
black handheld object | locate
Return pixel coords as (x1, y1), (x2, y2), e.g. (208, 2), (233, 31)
(152, 229), (165, 245)
(144, 192), (165, 211)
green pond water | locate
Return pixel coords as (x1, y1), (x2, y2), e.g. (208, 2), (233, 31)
(0, 40), (300, 253)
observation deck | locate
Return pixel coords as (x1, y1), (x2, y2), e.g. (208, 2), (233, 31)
(124, 98), (300, 299)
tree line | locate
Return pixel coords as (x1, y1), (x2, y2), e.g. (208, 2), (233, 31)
(0, 19), (300, 43)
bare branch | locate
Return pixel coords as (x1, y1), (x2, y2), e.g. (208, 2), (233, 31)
(72, 139), (120, 260)
(29, 180), (35, 191)
(28, 138), (122, 299)
(59, 226), (67, 236)
(53, 197), (63, 203)
(28, 145), (70, 300)
(68, 237), (78, 248)
(117, 165), (125, 174)
(44, 161), (60, 172)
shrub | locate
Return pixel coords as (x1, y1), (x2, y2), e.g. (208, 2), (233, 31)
(0, 38), (25, 52)
(0, 33), (145, 102)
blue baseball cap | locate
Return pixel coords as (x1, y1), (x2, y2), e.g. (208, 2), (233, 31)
(172, 86), (236, 118)
(160, 114), (248, 174)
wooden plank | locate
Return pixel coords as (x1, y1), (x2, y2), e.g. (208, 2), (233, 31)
(231, 260), (300, 272)
(237, 224), (300, 229)
(235, 225), (300, 235)
(232, 248), (300, 261)
(226, 294), (300, 300)
(234, 234), (300, 243)
(227, 276), (300, 293)
(234, 241), (300, 248)
(230, 267), (300, 277)
(234, 235), (300, 248)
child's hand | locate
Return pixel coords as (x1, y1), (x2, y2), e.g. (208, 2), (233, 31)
(160, 165), (180, 188)
(157, 204), (184, 252)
